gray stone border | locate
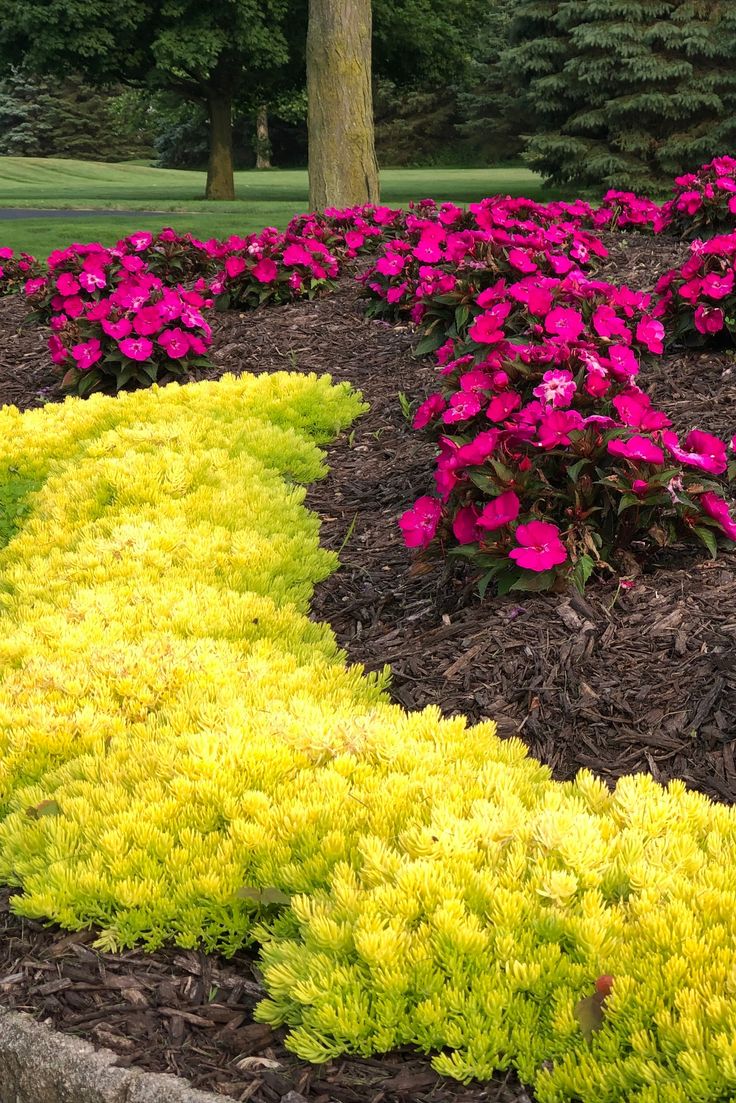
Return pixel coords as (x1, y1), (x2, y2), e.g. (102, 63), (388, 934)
(0, 1006), (223, 1103)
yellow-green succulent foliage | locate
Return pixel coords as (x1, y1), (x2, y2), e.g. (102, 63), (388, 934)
(1, 373), (736, 1101)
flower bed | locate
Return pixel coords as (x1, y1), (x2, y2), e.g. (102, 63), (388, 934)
(0, 371), (734, 1101)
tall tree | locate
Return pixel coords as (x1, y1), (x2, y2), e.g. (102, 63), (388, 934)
(506, 0), (736, 191)
(457, 0), (529, 163)
(307, 0), (379, 209)
(0, 0), (296, 199)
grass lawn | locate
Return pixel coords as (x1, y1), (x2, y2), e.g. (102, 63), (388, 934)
(0, 157), (560, 256)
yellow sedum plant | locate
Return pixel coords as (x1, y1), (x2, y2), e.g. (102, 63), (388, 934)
(0, 372), (735, 1101)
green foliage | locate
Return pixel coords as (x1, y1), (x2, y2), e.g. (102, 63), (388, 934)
(456, 0), (529, 163)
(507, 0), (736, 190)
(0, 69), (150, 161)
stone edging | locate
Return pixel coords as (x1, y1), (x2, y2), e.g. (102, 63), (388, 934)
(0, 1006), (223, 1103)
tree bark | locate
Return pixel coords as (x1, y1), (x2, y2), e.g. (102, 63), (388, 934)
(307, 0), (380, 210)
(205, 88), (235, 200)
(255, 102), (272, 169)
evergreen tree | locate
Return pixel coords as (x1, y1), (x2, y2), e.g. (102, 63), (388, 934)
(0, 68), (152, 160)
(507, 0), (736, 191)
(456, 0), (528, 164)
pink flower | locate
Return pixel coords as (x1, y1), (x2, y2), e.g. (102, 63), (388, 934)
(128, 231), (153, 252)
(612, 392), (671, 431)
(283, 243), (313, 267)
(133, 304), (164, 336)
(56, 272), (80, 296)
(459, 370), (494, 394)
(533, 369), (576, 408)
(79, 269), (107, 293)
(71, 338), (103, 372)
(702, 270), (734, 300)
(592, 305), (631, 343)
(477, 490), (520, 532)
(252, 257), (279, 283)
(607, 435), (665, 464)
(694, 305), (725, 334)
(158, 327), (192, 359)
(452, 505), (481, 544)
(225, 256), (247, 279)
(544, 307), (585, 342)
(456, 429), (500, 467)
(606, 344), (639, 379)
(661, 429), (727, 475)
(487, 390), (522, 423)
(468, 309), (506, 344)
(412, 393), (446, 429)
(63, 295), (84, 319)
(375, 252), (406, 276)
(635, 316), (665, 354)
(536, 409), (583, 448)
(443, 391), (482, 423)
(508, 248), (538, 273)
(399, 496), (442, 548)
(119, 336), (154, 361)
(700, 492), (736, 540)
(101, 317), (133, 340)
(509, 521), (567, 572)
(48, 334), (68, 365)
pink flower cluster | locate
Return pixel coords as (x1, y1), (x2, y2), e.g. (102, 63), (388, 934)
(397, 217), (736, 589)
(653, 233), (736, 347)
(25, 241), (213, 396)
(659, 156), (736, 239)
(590, 191), (666, 233)
(0, 247), (40, 296)
(209, 226), (340, 309)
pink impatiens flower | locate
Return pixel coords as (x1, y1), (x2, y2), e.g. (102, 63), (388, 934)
(158, 327), (192, 359)
(694, 305), (725, 335)
(700, 492), (736, 540)
(225, 256), (247, 279)
(399, 496), (442, 548)
(119, 336), (154, 361)
(252, 257), (279, 283)
(412, 393), (446, 429)
(536, 409), (583, 448)
(661, 429), (727, 475)
(443, 391), (482, 423)
(477, 490), (520, 532)
(487, 390), (522, 422)
(533, 369), (576, 408)
(71, 338), (103, 372)
(452, 505), (481, 544)
(635, 316), (665, 354)
(509, 520), (567, 572)
(607, 435), (665, 464)
(544, 307), (585, 342)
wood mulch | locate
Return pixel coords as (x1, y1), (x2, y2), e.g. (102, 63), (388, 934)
(0, 229), (734, 1101)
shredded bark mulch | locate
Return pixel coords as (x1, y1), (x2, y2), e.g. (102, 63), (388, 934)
(0, 230), (734, 1101)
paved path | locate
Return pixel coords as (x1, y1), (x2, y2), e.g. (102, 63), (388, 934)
(0, 208), (169, 219)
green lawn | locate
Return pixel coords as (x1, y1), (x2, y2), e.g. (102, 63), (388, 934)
(0, 158), (560, 256)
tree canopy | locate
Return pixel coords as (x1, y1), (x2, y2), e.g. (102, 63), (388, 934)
(506, 0), (736, 190)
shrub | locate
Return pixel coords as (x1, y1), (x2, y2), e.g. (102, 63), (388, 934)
(654, 233), (736, 348)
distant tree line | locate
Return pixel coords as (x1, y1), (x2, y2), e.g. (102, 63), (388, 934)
(0, 0), (734, 197)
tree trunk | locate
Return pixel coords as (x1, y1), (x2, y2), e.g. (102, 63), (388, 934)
(205, 89), (235, 200)
(255, 103), (272, 169)
(307, 0), (380, 210)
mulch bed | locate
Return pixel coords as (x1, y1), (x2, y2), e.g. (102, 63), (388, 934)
(0, 229), (735, 1101)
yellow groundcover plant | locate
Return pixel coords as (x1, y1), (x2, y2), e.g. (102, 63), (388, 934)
(0, 373), (735, 1102)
